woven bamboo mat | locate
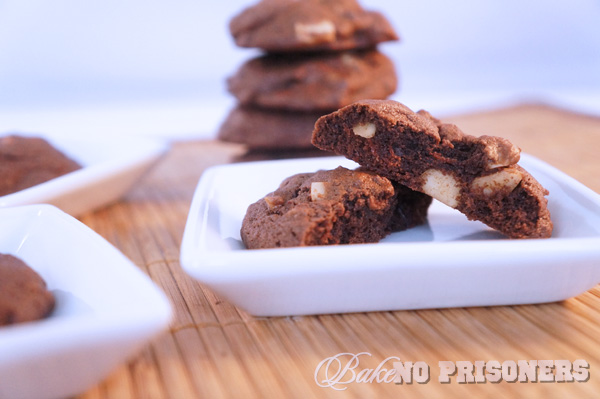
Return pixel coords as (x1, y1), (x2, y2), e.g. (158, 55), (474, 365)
(77, 104), (600, 398)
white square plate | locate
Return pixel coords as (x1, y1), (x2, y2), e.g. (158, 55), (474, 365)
(0, 132), (168, 216)
(0, 205), (172, 399)
(180, 155), (600, 316)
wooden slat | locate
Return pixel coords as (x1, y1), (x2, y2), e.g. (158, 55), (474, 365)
(76, 104), (600, 398)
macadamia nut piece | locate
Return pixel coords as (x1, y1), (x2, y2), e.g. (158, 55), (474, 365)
(420, 169), (461, 208)
(480, 136), (521, 169)
(294, 20), (336, 44)
(310, 182), (328, 201)
(471, 167), (523, 197)
(264, 195), (285, 210)
(352, 122), (376, 139)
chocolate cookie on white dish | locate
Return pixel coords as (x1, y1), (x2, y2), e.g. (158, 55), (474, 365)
(312, 100), (553, 239)
(241, 166), (431, 249)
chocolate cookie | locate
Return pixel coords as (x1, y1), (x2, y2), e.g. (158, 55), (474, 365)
(228, 49), (397, 111)
(0, 135), (82, 196)
(218, 105), (326, 150)
(230, 0), (398, 52)
(0, 254), (55, 326)
(241, 166), (431, 249)
(312, 100), (553, 239)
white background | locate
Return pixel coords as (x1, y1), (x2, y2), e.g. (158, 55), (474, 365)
(0, 0), (599, 139)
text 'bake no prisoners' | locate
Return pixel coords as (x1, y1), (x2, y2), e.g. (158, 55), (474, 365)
(314, 353), (590, 390)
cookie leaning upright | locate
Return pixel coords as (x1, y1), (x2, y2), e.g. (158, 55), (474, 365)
(312, 100), (553, 239)
(218, 0), (399, 151)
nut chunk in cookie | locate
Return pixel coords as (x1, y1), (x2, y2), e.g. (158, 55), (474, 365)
(229, 0), (398, 52)
(312, 100), (553, 239)
(241, 166), (431, 249)
(0, 254), (55, 326)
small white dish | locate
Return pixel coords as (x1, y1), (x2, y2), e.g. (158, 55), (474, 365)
(0, 132), (168, 216)
(0, 205), (172, 399)
(180, 155), (600, 316)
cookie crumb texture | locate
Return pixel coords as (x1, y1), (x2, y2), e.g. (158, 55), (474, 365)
(241, 166), (431, 249)
(230, 0), (398, 52)
(312, 100), (553, 239)
(0, 135), (82, 196)
(0, 254), (55, 326)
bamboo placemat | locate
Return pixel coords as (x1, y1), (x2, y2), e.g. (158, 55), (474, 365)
(77, 104), (600, 398)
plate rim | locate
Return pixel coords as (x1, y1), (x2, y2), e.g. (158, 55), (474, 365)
(0, 133), (169, 207)
(179, 154), (600, 315)
(0, 204), (172, 363)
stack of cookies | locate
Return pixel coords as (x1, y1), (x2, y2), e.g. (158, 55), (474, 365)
(218, 0), (399, 152)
